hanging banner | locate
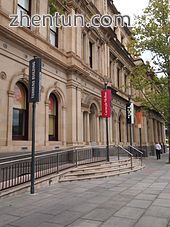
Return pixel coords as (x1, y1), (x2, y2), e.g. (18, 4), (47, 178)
(130, 102), (135, 124)
(28, 57), (42, 103)
(135, 112), (143, 128)
(101, 89), (111, 118)
(126, 102), (135, 124)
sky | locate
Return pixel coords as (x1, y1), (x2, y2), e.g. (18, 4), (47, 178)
(114, 0), (149, 25)
(114, 0), (152, 62)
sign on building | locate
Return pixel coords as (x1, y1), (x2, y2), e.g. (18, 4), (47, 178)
(28, 58), (42, 103)
(101, 89), (111, 118)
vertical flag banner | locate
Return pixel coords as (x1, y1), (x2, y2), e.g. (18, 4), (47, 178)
(126, 102), (135, 124)
(130, 102), (135, 124)
(101, 89), (111, 118)
(29, 58), (42, 103)
(135, 112), (143, 128)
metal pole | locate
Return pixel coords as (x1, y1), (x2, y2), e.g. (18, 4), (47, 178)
(106, 117), (109, 162)
(105, 82), (110, 162)
(139, 128), (142, 152)
(129, 123), (132, 155)
(31, 102), (36, 194)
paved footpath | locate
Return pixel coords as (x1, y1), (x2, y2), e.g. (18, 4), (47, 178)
(0, 153), (170, 227)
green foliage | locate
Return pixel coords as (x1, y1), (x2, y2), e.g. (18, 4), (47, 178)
(130, 65), (168, 120)
(129, 0), (170, 122)
(48, 0), (67, 15)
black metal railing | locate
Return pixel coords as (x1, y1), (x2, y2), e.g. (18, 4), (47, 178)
(0, 146), (106, 191)
(128, 145), (143, 166)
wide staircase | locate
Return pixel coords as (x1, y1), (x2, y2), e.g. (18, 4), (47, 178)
(59, 156), (144, 182)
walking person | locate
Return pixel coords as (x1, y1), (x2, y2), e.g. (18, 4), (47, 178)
(155, 142), (162, 160)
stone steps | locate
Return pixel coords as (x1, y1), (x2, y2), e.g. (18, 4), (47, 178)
(59, 158), (144, 182)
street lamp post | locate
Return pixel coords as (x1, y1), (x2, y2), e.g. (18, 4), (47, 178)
(102, 77), (118, 162)
(104, 82), (110, 162)
(127, 96), (133, 150)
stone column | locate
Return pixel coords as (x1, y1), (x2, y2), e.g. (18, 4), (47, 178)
(103, 43), (106, 76)
(149, 118), (154, 143)
(107, 45), (110, 77)
(77, 86), (82, 144)
(152, 119), (157, 143)
(101, 44), (105, 75)
(66, 82), (77, 145)
(96, 116), (100, 143)
(44, 101), (49, 146)
(155, 120), (158, 142)
(62, 106), (67, 146)
(162, 123), (166, 143)
(142, 116), (147, 144)
(109, 117), (113, 144)
(6, 91), (14, 146)
(98, 45), (101, 74)
(115, 119), (119, 145)
(86, 112), (90, 144)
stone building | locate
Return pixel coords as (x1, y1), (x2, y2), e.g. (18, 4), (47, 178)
(0, 0), (165, 155)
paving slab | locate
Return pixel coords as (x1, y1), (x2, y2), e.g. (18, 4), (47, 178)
(135, 193), (157, 201)
(134, 216), (169, 227)
(100, 216), (136, 227)
(81, 208), (113, 221)
(46, 210), (82, 226)
(113, 206), (145, 220)
(152, 198), (170, 208)
(126, 199), (152, 209)
(145, 205), (170, 219)
(67, 219), (102, 227)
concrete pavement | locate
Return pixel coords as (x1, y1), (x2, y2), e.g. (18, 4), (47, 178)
(0, 153), (170, 227)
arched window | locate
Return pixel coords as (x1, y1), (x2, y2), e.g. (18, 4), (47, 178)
(12, 82), (28, 140)
(49, 93), (58, 141)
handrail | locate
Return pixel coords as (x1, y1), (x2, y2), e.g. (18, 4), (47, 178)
(0, 146), (106, 191)
(129, 145), (143, 155)
(118, 145), (133, 156)
(118, 145), (133, 170)
(0, 145), (85, 162)
(129, 145), (143, 166)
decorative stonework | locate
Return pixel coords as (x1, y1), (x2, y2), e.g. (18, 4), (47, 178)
(3, 43), (7, 49)
(41, 86), (44, 93)
(0, 71), (7, 80)
(54, 82), (58, 87)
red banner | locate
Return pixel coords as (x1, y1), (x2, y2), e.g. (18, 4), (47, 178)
(101, 89), (111, 118)
(135, 112), (143, 128)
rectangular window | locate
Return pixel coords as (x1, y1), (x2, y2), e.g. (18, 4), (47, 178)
(125, 74), (127, 93)
(17, 0), (31, 27)
(49, 0), (59, 48)
(89, 41), (93, 68)
(82, 34), (86, 60)
(117, 68), (120, 88)
(49, 115), (56, 137)
(98, 46), (100, 71)
(50, 26), (58, 47)
(12, 108), (25, 138)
